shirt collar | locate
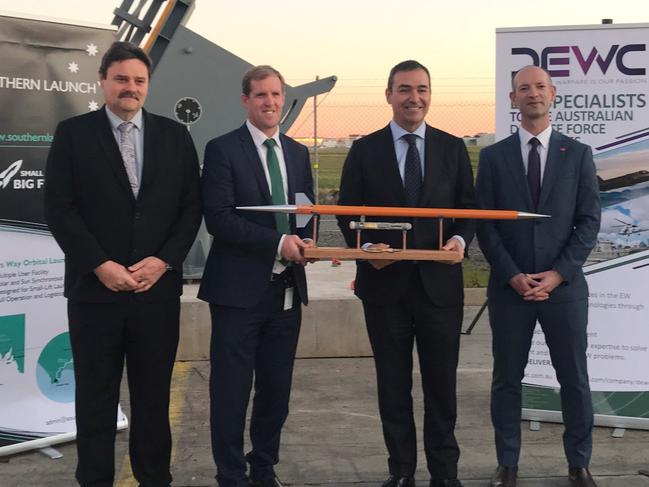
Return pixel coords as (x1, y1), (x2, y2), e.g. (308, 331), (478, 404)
(105, 106), (143, 131)
(518, 124), (552, 149)
(389, 119), (426, 143)
(246, 120), (282, 149)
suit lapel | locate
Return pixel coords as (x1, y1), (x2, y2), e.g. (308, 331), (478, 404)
(420, 125), (444, 206)
(238, 125), (273, 204)
(280, 133), (296, 204)
(504, 132), (534, 209)
(94, 107), (135, 200)
(139, 109), (160, 197)
(377, 125), (406, 204)
(539, 130), (565, 210)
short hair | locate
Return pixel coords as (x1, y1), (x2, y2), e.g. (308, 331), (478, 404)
(98, 41), (152, 78)
(511, 65), (554, 91)
(387, 60), (430, 91)
(241, 65), (286, 96)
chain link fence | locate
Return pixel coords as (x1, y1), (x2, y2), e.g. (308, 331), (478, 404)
(286, 82), (496, 201)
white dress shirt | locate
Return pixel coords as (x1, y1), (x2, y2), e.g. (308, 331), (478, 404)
(389, 119), (426, 180)
(518, 124), (552, 184)
(246, 120), (289, 200)
(245, 120), (290, 272)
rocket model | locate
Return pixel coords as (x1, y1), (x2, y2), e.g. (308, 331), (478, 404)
(236, 193), (549, 228)
(236, 194), (550, 263)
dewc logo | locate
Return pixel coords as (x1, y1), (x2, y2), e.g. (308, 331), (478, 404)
(511, 44), (646, 77)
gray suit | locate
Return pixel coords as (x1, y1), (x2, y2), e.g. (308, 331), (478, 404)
(475, 129), (600, 468)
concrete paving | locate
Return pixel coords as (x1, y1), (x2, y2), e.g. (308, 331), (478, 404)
(2, 262), (648, 486)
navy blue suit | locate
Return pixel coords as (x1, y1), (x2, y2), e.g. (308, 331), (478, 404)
(337, 124), (476, 480)
(199, 124), (313, 487)
(476, 129), (601, 468)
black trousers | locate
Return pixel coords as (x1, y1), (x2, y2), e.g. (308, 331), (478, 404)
(68, 298), (180, 487)
(362, 270), (463, 480)
(489, 298), (593, 468)
(209, 279), (301, 487)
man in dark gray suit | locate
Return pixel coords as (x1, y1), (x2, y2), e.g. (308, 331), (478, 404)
(475, 65), (601, 487)
(45, 42), (201, 486)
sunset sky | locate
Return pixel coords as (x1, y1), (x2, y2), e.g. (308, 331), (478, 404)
(1, 0), (646, 137)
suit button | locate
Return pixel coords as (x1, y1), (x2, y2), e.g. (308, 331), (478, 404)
(134, 212), (141, 219)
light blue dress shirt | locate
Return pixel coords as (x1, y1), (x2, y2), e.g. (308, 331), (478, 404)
(389, 119), (426, 180)
(385, 120), (465, 250)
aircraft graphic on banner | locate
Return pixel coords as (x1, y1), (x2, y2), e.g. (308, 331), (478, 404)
(611, 218), (649, 236)
(0, 160), (22, 189)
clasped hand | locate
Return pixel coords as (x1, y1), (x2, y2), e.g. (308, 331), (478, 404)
(509, 270), (563, 301)
(94, 256), (168, 293)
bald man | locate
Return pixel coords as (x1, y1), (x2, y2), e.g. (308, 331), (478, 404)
(475, 66), (601, 487)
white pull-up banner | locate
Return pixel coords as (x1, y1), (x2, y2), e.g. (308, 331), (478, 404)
(0, 12), (126, 456)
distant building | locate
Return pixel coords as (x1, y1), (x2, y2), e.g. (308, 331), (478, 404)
(589, 240), (621, 263)
(463, 133), (495, 147)
(321, 139), (338, 148)
(313, 135), (364, 149)
(294, 137), (323, 146)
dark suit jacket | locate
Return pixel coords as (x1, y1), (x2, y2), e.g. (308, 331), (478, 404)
(198, 124), (313, 308)
(337, 124), (476, 306)
(475, 130), (601, 303)
(44, 107), (202, 303)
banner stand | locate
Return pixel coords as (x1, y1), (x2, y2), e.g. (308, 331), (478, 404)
(1, 419), (128, 459)
(0, 13), (128, 457)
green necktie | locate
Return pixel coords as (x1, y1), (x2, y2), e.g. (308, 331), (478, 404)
(263, 138), (290, 234)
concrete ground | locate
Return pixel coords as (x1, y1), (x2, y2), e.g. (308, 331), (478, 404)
(2, 262), (649, 486)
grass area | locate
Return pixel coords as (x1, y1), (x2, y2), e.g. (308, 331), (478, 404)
(466, 145), (480, 176)
(463, 259), (490, 288)
(310, 145), (482, 197)
(309, 147), (346, 195)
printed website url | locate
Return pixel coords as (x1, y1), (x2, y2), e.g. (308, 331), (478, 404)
(0, 132), (53, 143)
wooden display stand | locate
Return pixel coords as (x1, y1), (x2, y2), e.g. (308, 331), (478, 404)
(304, 246), (463, 263)
(303, 216), (464, 264)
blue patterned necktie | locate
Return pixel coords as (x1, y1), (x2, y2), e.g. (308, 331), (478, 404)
(402, 133), (422, 207)
(117, 121), (139, 197)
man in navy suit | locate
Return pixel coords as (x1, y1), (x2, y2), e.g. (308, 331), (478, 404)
(337, 60), (476, 487)
(476, 65), (601, 487)
(199, 65), (314, 487)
